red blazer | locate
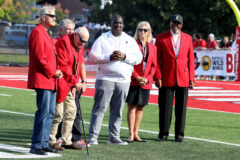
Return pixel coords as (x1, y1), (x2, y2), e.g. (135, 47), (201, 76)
(130, 42), (157, 89)
(27, 24), (57, 90)
(56, 34), (85, 102)
(155, 30), (195, 87)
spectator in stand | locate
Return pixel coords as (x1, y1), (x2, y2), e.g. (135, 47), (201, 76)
(206, 33), (218, 50)
(219, 36), (231, 50)
(126, 21), (156, 142)
(53, 19), (88, 148)
(192, 33), (206, 50)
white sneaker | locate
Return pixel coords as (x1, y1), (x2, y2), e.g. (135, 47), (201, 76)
(108, 138), (128, 145)
(89, 138), (98, 145)
(56, 137), (63, 146)
(76, 140), (90, 147)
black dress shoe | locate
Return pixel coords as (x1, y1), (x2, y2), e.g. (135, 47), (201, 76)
(43, 146), (59, 153)
(175, 138), (184, 142)
(30, 149), (47, 155)
(157, 136), (168, 142)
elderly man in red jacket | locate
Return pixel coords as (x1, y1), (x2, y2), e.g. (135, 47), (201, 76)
(155, 14), (195, 142)
(49, 27), (89, 150)
(28, 6), (63, 155)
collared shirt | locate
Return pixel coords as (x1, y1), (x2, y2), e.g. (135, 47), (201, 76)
(170, 30), (181, 57)
(89, 31), (142, 83)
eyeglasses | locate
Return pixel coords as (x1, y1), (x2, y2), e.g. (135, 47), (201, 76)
(44, 14), (56, 18)
(77, 34), (88, 43)
(138, 28), (148, 33)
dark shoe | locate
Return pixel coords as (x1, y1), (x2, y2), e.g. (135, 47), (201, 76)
(30, 149), (47, 155)
(53, 143), (65, 151)
(134, 138), (146, 142)
(157, 136), (168, 142)
(43, 146), (59, 153)
(127, 139), (134, 143)
(175, 138), (184, 142)
(63, 142), (83, 150)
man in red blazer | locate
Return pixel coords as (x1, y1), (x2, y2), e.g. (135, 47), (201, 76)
(49, 27), (89, 150)
(27, 6), (63, 155)
(155, 14), (195, 142)
(53, 19), (88, 148)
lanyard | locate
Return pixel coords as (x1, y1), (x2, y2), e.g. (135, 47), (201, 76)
(171, 34), (180, 52)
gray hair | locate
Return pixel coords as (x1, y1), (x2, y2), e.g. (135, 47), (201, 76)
(134, 21), (153, 43)
(59, 19), (75, 29)
(39, 6), (55, 17)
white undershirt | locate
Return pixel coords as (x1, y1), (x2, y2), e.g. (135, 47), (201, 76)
(170, 30), (181, 57)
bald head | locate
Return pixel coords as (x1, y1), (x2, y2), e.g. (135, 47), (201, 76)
(75, 27), (90, 42)
(73, 27), (90, 49)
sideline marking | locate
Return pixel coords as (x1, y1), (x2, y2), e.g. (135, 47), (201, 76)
(0, 143), (61, 159)
(0, 94), (12, 96)
(0, 110), (240, 148)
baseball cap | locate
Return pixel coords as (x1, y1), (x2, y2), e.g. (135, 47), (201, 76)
(170, 14), (183, 24)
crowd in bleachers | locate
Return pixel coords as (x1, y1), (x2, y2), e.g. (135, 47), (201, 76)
(193, 33), (236, 81)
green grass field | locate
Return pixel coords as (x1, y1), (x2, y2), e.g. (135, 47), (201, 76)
(0, 53), (29, 65)
(0, 86), (240, 160)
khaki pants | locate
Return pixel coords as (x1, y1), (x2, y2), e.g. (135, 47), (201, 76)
(49, 91), (76, 145)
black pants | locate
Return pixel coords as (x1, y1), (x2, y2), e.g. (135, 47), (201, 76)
(158, 85), (188, 139)
(56, 91), (82, 142)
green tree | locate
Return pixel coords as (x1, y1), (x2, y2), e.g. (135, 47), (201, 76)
(86, 0), (240, 38)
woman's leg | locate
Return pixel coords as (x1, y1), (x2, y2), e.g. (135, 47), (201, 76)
(133, 105), (144, 140)
(127, 104), (136, 141)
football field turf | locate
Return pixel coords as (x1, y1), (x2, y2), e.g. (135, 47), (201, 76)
(0, 86), (240, 160)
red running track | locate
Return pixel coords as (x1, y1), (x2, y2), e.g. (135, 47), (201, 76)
(0, 72), (240, 113)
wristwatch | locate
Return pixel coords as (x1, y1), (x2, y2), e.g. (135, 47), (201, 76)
(81, 80), (87, 84)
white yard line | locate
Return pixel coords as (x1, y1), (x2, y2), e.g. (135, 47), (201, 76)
(0, 94), (12, 96)
(0, 143), (61, 159)
(0, 109), (240, 148)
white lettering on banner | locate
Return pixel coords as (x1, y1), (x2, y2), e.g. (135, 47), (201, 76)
(194, 50), (236, 76)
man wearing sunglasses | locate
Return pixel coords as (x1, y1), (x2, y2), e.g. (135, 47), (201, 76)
(28, 6), (63, 155)
(88, 15), (142, 145)
(51, 19), (88, 148)
(155, 14), (195, 143)
(49, 27), (89, 150)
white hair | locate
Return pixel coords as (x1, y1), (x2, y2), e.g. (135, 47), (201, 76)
(39, 6), (55, 17)
(208, 33), (214, 39)
(59, 19), (75, 29)
(74, 27), (82, 36)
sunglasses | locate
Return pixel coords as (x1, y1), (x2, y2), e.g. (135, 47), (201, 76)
(77, 34), (88, 43)
(44, 14), (56, 18)
(138, 28), (148, 33)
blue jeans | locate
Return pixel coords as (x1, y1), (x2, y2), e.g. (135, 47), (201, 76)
(31, 89), (56, 149)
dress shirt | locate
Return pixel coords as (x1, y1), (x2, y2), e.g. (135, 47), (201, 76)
(170, 30), (181, 57)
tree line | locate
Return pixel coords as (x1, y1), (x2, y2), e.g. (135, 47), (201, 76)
(84, 0), (240, 39)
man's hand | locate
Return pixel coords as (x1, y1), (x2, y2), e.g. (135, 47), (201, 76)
(155, 79), (162, 88)
(81, 82), (87, 92)
(75, 82), (82, 90)
(71, 87), (76, 98)
(110, 50), (126, 61)
(189, 81), (194, 89)
(54, 70), (63, 79)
